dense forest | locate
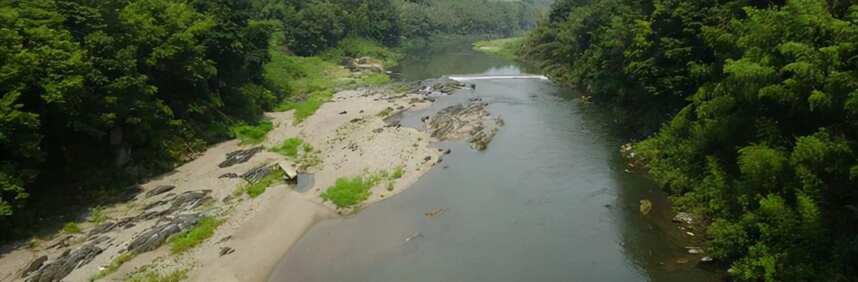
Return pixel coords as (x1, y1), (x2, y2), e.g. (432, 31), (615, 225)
(524, 0), (858, 280)
(0, 0), (546, 240)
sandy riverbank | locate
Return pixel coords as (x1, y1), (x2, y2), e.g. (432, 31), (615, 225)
(0, 84), (452, 282)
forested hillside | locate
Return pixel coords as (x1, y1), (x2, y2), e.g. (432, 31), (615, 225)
(0, 0), (547, 241)
(524, 0), (858, 280)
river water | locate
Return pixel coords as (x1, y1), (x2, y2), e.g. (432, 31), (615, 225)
(268, 39), (722, 282)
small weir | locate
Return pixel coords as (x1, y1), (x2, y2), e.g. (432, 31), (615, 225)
(448, 75), (549, 81)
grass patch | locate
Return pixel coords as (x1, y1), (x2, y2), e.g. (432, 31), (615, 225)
(127, 269), (187, 282)
(264, 34), (402, 124)
(230, 120), (273, 145)
(271, 138), (321, 169)
(242, 169), (284, 198)
(321, 175), (383, 209)
(63, 222), (81, 234)
(275, 90), (333, 124)
(361, 73), (391, 86)
(168, 217), (222, 254)
(272, 138), (305, 158)
(321, 167), (406, 208)
(93, 252), (136, 280)
(473, 37), (524, 61)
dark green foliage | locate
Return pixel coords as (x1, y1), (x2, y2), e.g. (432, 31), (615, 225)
(527, 0), (858, 280)
(397, 0), (545, 39)
(0, 0), (273, 239)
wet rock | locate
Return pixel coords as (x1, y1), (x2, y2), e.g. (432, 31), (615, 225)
(687, 247), (704, 254)
(673, 212), (694, 225)
(427, 102), (503, 151)
(444, 149), (452, 155)
(219, 247), (235, 256)
(219, 172), (239, 179)
(701, 256), (714, 263)
(145, 185), (175, 198)
(28, 244), (102, 282)
(219, 147), (263, 168)
(339, 111), (348, 115)
(126, 214), (201, 254)
(21, 255), (47, 278)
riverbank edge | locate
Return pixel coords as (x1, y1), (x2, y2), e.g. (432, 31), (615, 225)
(0, 81), (450, 281)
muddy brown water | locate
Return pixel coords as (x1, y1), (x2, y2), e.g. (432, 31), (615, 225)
(268, 38), (724, 282)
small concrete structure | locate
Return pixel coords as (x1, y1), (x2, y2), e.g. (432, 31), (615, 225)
(277, 161), (298, 182)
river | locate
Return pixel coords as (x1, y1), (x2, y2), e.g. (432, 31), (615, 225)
(268, 38), (723, 282)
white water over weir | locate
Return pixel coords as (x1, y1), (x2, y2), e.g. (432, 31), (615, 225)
(448, 75), (549, 81)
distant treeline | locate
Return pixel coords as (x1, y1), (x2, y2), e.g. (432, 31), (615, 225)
(255, 0), (549, 56)
(524, 0), (858, 280)
(0, 0), (546, 240)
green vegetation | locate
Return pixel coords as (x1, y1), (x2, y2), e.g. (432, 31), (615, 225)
(473, 37), (525, 60)
(168, 217), (222, 254)
(526, 0), (858, 280)
(321, 175), (383, 209)
(0, 0), (274, 240)
(88, 207), (108, 225)
(391, 166), (405, 179)
(0, 0), (546, 243)
(62, 222), (81, 234)
(241, 170), (285, 198)
(321, 168), (405, 208)
(272, 138), (306, 159)
(230, 121), (274, 145)
(127, 269), (187, 282)
(93, 252), (136, 280)
(276, 91), (334, 124)
(397, 0), (549, 39)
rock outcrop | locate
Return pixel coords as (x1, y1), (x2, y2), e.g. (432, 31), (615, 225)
(414, 78), (466, 95)
(219, 147), (263, 168)
(427, 102), (503, 151)
(27, 244), (102, 282)
(126, 213), (201, 254)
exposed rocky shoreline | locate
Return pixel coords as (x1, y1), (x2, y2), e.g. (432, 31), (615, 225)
(0, 76), (503, 282)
